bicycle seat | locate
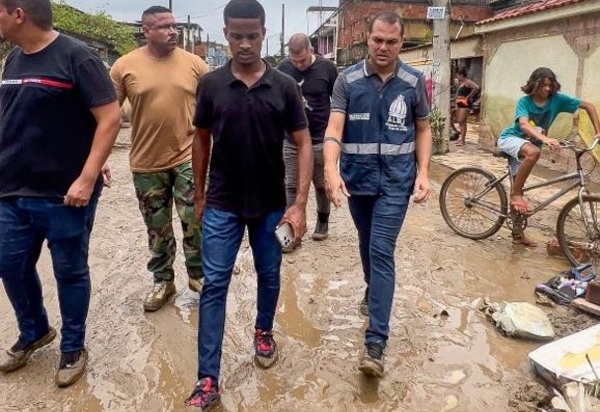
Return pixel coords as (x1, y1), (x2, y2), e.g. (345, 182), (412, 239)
(492, 150), (511, 159)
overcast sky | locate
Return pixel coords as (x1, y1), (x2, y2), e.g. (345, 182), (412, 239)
(65, 0), (338, 52)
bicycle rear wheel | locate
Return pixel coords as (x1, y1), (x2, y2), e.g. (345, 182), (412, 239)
(556, 195), (600, 271)
(439, 167), (508, 240)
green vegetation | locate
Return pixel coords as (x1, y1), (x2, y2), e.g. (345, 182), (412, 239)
(430, 105), (447, 153)
(52, 1), (136, 55)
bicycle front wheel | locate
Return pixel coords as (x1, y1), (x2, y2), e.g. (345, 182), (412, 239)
(439, 167), (508, 240)
(556, 195), (600, 271)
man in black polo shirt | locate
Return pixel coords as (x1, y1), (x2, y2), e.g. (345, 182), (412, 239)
(185, 0), (313, 409)
(278, 33), (338, 251)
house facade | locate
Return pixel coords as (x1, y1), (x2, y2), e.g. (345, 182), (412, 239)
(476, 0), (600, 172)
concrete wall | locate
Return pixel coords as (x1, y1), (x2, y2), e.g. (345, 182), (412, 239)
(482, 34), (578, 143)
(479, 11), (600, 176)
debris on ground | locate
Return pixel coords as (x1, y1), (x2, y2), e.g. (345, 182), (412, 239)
(481, 299), (555, 341)
(548, 307), (598, 338)
(529, 325), (600, 390)
(550, 382), (600, 412)
(509, 379), (555, 412)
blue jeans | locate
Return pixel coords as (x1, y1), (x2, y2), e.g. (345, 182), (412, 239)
(197, 207), (284, 384)
(0, 188), (100, 352)
(348, 194), (410, 346)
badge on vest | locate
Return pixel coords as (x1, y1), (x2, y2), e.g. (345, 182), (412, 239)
(386, 94), (408, 132)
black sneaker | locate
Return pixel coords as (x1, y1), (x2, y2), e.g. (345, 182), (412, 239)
(358, 342), (385, 377)
(0, 327), (57, 373)
(359, 287), (369, 317)
(185, 377), (222, 411)
(312, 213), (329, 241)
(55, 348), (88, 388)
(254, 329), (278, 369)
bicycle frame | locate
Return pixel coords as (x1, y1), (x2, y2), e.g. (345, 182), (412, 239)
(521, 170), (586, 215)
(469, 146), (592, 220)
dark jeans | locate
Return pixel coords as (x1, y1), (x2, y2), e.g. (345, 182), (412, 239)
(348, 194), (410, 346)
(0, 189), (100, 352)
(197, 207), (283, 384)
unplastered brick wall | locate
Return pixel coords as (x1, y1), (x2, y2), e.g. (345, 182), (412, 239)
(338, 1), (492, 49)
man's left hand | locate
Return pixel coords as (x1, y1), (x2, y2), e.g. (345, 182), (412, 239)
(412, 174), (431, 203)
(280, 203), (307, 242)
(101, 164), (112, 187)
(64, 175), (95, 207)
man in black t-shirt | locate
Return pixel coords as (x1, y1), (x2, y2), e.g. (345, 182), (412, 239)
(0, 0), (120, 388)
(185, 0), (313, 409)
(278, 33), (338, 251)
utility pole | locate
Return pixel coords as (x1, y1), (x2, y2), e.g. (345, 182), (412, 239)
(187, 14), (192, 53)
(266, 38), (269, 56)
(206, 33), (210, 65)
(431, 0), (451, 153)
(168, 0), (172, 11)
(280, 4), (285, 60)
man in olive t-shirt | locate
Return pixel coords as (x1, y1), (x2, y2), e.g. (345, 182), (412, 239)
(110, 6), (209, 312)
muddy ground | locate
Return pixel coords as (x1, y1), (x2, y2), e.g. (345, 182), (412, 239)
(0, 132), (596, 412)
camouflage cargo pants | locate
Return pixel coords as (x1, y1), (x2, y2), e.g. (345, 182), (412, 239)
(132, 161), (202, 283)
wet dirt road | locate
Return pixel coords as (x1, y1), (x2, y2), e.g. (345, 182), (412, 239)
(0, 142), (577, 412)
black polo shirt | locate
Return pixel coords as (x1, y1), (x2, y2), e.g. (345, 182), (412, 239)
(194, 60), (308, 218)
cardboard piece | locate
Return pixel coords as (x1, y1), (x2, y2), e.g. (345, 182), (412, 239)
(529, 324), (600, 388)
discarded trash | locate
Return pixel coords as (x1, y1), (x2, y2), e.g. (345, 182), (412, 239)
(481, 300), (555, 341)
(550, 382), (600, 412)
(535, 264), (596, 305)
(529, 324), (600, 389)
(570, 264), (596, 282)
(434, 309), (450, 319)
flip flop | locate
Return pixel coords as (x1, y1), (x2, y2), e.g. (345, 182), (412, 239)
(510, 199), (531, 213)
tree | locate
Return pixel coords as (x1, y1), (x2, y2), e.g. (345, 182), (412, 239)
(52, 1), (137, 56)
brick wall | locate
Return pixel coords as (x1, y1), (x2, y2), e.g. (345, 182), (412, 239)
(338, 1), (492, 50)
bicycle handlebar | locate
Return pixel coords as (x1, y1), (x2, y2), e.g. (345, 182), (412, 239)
(560, 137), (600, 152)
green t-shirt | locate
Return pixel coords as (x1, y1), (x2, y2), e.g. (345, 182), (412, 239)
(499, 92), (581, 139)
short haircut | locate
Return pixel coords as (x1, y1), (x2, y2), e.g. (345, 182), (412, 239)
(223, 0), (265, 26)
(457, 67), (468, 78)
(521, 67), (561, 96)
(0, 0), (52, 30)
(288, 33), (310, 54)
(142, 5), (172, 23)
(368, 11), (404, 37)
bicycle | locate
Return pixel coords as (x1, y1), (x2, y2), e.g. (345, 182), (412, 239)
(438, 136), (600, 271)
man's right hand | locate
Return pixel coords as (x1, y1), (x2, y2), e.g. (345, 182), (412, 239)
(194, 195), (206, 223)
(325, 168), (349, 209)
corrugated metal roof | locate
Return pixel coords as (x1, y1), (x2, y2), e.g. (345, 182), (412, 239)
(477, 0), (588, 25)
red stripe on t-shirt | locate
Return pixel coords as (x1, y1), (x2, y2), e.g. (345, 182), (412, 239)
(1, 78), (74, 89)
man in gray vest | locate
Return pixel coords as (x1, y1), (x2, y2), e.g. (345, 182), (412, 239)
(323, 11), (432, 377)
